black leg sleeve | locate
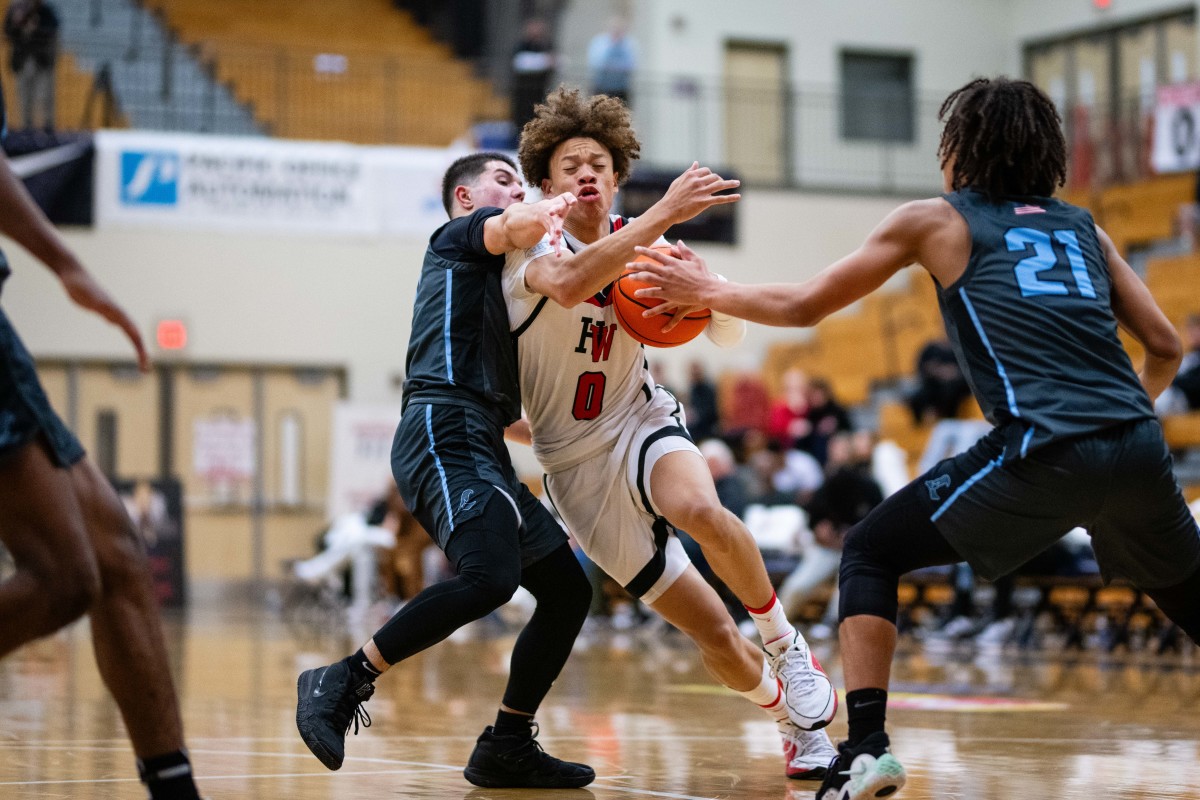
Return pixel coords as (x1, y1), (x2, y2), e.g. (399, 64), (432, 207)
(371, 495), (522, 665)
(500, 542), (592, 714)
(839, 479), (964, 624)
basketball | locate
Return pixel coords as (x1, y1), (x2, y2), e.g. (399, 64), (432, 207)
(613, 246), (711, 347)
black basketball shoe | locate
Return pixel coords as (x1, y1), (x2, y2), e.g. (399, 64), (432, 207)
(463, 723), (595, 788)
(815, 732), (906, 800)
(295, 661), (374, 770)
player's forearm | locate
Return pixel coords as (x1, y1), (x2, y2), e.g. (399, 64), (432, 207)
(1141, 351), (1182, 402)
(498, 202), (555, 251)
(702, 280), (821, 328)
(557, 205), (675, 303)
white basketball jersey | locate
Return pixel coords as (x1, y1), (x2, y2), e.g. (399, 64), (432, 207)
(503, 216), (666, 473)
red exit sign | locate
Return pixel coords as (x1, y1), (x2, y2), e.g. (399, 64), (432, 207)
(156, 319), (188, 350)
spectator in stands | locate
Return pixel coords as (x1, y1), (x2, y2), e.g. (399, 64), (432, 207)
(767, 367), (812, 450)
(510, 17), (556, 134)
(748, 438), (824, 507)
(907, 336), (970, 424)
(794, 376), (852, 465)
(676, 438), (755, 630)
(700, 438), (752, 520)
(779, 433), (884, 634)
(685, 360), (720, 442)
(4, 0), (58, 133)
(587, 17), (637, 104)
(1155, 313), (1200, 415)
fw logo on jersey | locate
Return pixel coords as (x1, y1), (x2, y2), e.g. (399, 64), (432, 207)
(574, 316), (616, 362)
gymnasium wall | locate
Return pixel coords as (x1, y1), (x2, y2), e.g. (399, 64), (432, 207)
(1009, 0), (1200, 44)
(3, 188), (907, 402)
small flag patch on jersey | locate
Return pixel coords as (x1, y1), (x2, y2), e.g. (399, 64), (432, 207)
(1014, 204), (1045, 215)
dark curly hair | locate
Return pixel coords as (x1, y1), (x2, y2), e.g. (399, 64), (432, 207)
(517, 86), (641, 188)
(938, 76), (1067, 202)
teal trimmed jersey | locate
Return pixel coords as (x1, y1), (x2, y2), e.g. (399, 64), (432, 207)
(937, 189), (1154, 461)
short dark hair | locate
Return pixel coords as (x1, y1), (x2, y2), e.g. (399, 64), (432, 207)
(938, 76), (1067, 202)
(441, 151), (518, 215)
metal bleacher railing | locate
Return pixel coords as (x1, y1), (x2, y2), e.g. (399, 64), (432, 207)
(59, 0), (949, 193)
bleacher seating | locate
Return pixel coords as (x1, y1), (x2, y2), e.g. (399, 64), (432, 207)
(141, 0), (507, 145)
(1068, 173), (1194, 256)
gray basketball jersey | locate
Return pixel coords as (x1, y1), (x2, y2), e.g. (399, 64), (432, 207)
(937, 189), (1154, 461)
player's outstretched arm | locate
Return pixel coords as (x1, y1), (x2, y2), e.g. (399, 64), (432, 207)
(631, 202), (924, 328)
(1102, 226), (1182, 400)
(484, 192), (577, 255)
(0, 155), (149, 371)
(525, 162), (740, 307)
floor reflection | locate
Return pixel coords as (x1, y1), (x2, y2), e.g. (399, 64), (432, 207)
(0, 599), (1197, 798)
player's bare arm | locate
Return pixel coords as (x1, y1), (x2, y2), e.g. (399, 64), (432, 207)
(0, 155), (149, 372)
(483, 192), (578, 256)
(525, 162), (740, 307)
(1101, 225), (1183, 400)
(632, 199), (949, 327)
(503, 417), (533, 446)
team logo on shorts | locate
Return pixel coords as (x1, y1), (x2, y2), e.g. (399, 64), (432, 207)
(458, 488), (478, 513)
(925, 474), (952, 501)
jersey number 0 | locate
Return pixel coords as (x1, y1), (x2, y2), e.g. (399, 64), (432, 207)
(572, 372), (606, 420)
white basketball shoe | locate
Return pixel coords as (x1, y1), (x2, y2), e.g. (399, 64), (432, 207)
(779, 720), (838, 780)
(769, 637), (838, 730)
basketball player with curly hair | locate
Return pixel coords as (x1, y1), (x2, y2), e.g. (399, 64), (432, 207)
(506, 86), (841, 779)
(630, 76), (1200, 800)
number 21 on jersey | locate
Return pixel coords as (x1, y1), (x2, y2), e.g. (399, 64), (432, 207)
(1005, 227), (1097, 300)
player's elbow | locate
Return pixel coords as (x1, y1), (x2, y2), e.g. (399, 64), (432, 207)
(1146, 330), (1183, 365)
(546, 277), (592, 308)
(788, 301), (825, 328)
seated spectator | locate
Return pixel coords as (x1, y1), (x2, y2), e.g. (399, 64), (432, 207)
(747, 439), (824, 506)
(779, 433), (883, 630)
(767, 367), (812, 450)
(699, 438), (752, 518)
(686, 361), (720, 442)
(907, 337), (971, 424)
(720, 373), (770, 438)
(795, 376), (852, 464)
(1155, 313), (1200, 415)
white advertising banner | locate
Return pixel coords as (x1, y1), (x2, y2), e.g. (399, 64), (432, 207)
(193, 417), (256, 481)
(1152, 82), (1200, 174)
(94, 130), (463, 237)
(327, 402), (403, 519)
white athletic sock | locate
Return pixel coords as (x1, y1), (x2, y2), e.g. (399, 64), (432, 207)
(739, 656), (790, 723)
(745, 592), (798, 656)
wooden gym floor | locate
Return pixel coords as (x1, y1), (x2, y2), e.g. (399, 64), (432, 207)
(0, 596), (1198, 799)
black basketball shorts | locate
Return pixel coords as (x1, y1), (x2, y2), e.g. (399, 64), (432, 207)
(390, 401), (566, 568)
(0, 306), (85, 469)
(919, 418), (1200, 588)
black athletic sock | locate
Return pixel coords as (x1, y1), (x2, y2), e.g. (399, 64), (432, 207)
(493, 709), (535, 738)
(344, 648), (382, 683)
(845, 688), (889, 746)
(137, 750), (201, 800)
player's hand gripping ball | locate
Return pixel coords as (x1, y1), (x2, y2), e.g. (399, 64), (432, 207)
(613, 246), (710, 347)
